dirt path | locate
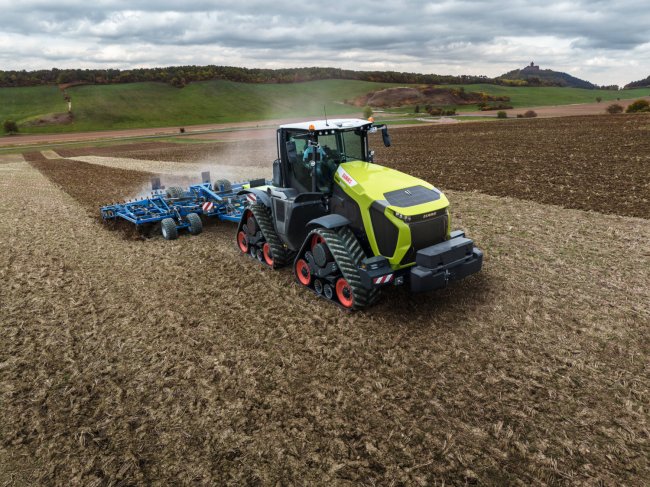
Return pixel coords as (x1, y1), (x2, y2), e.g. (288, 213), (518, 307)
(2, 156), (648, 484)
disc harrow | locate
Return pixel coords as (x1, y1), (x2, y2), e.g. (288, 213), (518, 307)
(100, 174), (268, 240)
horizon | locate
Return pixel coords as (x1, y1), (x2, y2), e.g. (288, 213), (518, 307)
(0, 61), (643, 88)
(1, 1), (648, 87)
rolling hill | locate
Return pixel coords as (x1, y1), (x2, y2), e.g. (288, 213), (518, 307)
(498, 63), (596, 88)
(2, 79), (650, 134)
(625, 75), (650, 89)
(0, 80), (402, 134)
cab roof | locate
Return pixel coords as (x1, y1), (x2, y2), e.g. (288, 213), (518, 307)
(279, 118), (372, 132)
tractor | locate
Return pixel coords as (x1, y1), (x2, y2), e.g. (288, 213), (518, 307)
(236, 118), (482, 309)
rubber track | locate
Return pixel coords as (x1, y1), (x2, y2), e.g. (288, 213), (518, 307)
(249, 203), (290, 268)
(313, 227), (379, 310)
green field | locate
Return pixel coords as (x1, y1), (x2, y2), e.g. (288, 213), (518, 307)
(0, 80), (400, 134)
(1, 80), (649, 134)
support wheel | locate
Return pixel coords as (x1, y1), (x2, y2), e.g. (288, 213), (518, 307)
(161, 218), (178, 240)
(186, 213), (203, 235)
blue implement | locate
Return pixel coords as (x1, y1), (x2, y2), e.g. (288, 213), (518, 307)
(100, 180), (265, 239)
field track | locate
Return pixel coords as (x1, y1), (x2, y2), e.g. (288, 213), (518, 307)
(2, 114), (649, 485)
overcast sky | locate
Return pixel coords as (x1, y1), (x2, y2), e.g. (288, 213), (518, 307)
(0, 1), (648, 86)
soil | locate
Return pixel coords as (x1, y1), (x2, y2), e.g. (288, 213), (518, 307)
(24, 112), (73, 127)
(2, 115), (649, 485)
(352, 86), (491, 108)
(462, 96), (650, 118)
(374, 114), (650, 219)
(23, 152), (152, 218)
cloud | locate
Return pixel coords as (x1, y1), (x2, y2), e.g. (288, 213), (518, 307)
(0, 0), (648, 85)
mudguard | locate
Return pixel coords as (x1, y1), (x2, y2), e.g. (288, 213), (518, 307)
(306, 214), (351, 231)
(238, 188), (271, 208)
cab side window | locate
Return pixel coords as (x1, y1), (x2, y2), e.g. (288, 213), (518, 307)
(341, 130), (365, 161)
(286, 132), (312, 192)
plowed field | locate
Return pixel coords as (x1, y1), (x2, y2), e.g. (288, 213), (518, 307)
(2, 114), (648, 486)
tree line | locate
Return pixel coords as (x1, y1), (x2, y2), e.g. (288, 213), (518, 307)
(0, 65), (494, 88)
(0, 65), (630, 90)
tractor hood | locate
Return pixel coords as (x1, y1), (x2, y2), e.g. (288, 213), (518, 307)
(335, 161), (449, 215)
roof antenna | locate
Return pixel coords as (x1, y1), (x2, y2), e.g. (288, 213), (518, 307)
(324, 105), (329, 126)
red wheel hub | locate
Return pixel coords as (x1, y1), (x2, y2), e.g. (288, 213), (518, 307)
(295, 259), (311, 286)
(336, 278), (354, 308)
(237, 231), (248, 253)
(263, 242), (274, 266)
(310, 234), (325, 250)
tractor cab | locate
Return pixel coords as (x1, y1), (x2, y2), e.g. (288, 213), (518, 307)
(253, 119), (391, 251)
(273, 119), (390, 194)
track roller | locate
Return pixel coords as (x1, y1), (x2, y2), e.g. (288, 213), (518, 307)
(323, 283), (334, 300)
(313, 279), (324, 295)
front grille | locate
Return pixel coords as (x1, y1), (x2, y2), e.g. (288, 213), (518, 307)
(370, 205), (399, 257)
(401, 213), (448, 265)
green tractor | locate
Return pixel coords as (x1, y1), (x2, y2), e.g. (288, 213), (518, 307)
(237, 119), (482, 309)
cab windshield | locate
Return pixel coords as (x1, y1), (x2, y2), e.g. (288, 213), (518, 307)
(285, 128), (367, 193)
(311, 130), (365, 163)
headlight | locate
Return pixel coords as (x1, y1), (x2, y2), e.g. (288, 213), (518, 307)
(392, 210), (412, 223)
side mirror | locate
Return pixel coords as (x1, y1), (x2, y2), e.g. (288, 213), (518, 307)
(285, 141), (297, 164)
(272, 159), (282, 186)
(382, 126), (391, 147)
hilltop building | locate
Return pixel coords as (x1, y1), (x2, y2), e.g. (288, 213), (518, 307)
(522, 62), (540, 72)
